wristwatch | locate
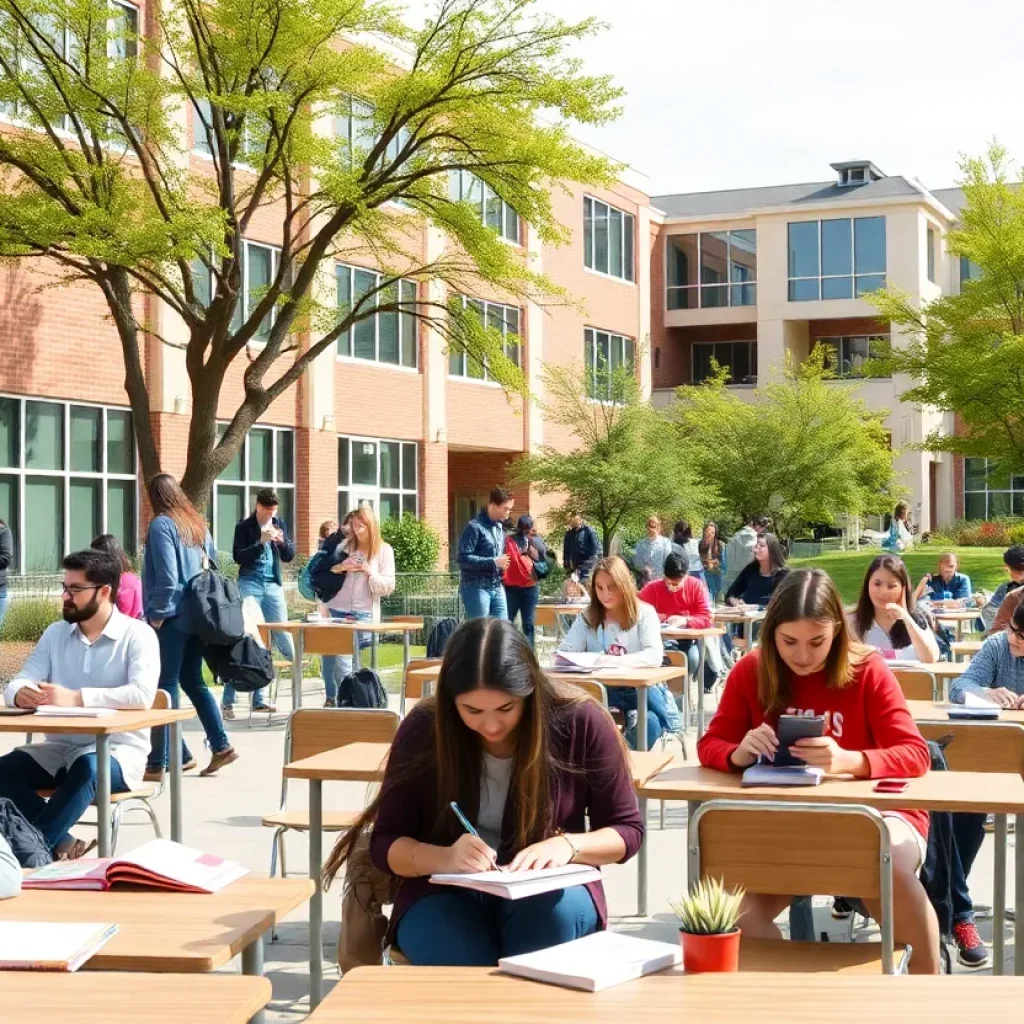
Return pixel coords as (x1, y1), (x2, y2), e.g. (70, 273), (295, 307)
(557, 830), (580, 863)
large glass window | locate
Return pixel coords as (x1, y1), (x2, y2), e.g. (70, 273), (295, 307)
(817, 335), (889, 379)
(192, 241), (279, 339)
(692, 341), (757, 385)
(583, 197), (635, 283)
(210, 424), (295, 552)
(338, 436), (418, 521)
(335, 94), (410, 175)
(963, 458), (1024, 520)
(788, 217), (886, 301)
(584, 328), (635, 401)
(448, 298), (520, 382)
(450, 170), (519, 244)
(336, 264), (418, 368)
(667, 230), (757, 309)
(0, 397), (137, 572)
(960, 255), (982, 291)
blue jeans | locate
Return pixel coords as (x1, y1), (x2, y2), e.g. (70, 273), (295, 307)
(666, 639), (717, 693)
(222, 578), (293, 707)
(705, 570), (723, 604)
(607, 681), (673, 749)
(0, 748), (127, 854)
(951, 813), (986, 924)
(504, 584), (539, 647)
(396, 886), (598, 965)
(321, 608), (373, 702)
(0, 590), (9, 633)
(148, 616), (231, 770)
(460, 583), (508, 620)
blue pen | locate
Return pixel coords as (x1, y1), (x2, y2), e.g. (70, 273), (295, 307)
(449, 801), (498, 868)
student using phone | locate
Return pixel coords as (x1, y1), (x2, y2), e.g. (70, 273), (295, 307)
(697, 569), (939, 973)
(322, 617), (644, 966)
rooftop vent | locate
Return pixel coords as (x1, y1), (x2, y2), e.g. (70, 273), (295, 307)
(831, 160), (885, 188)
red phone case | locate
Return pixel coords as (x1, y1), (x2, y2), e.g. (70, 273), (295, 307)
(874, 779), (909, 793)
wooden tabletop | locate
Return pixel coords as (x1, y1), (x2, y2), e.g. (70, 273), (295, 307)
(536, 604), (588, 614)
(659, 626), (726, 639)
(713, 607), (765, 622)
(952, 640), (984, 655)
(0, 877), (313, 972)
(0, 972), (272, 1023)
(316, 967), (1024, 1023)
(406, 664), (685, 690)
(260, 618), (423, 635)
(933, 609), (980, 622)
(889, 661), (966, 678)
(636, 763), (1024, 814)
(629, 750), (676, 787)
(0, 707), (194, 735)
(908, 699), (1024, 725)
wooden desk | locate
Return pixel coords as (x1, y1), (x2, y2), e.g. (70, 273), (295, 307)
(713, 607), (765, 653)
(315, 967), (1024, 1023)
(258, 618), (424, 710)
(952, 639), (983, 661)
(0, 707), (195, 857)
(660, 626), (726, 738)
(0, 972), (272, 1024)
(890, 661), (965, 700)
(907, 699), (1024, 725)
(934, 608), (981, 641)
(534, 604), (586, 638)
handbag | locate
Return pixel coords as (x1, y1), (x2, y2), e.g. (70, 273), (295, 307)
(183, 552), (244, 645)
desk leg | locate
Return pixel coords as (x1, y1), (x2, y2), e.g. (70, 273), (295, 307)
(636, 688), (649, 753)
(637, 797), (648, 918)
(403, 630), (411, 672)
(686, 800), (701, 889)
(995, 814), (1007, 975)
(309, 779), (324, 1009)
(96, 734), (111, 858)
(353, 632), (363, 672)
(1015, 812), (1024, 975)
(370, 632), (378, 672)
(169, 720), (183, 843)
(696, 638), (708, 739)
(292, 630), (304, 712)
(242, 932), (266, 1024)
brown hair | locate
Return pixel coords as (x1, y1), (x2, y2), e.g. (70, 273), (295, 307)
(853, 554), (919, 650)
(147, 474), (207, 548)
(348, 503), (381, 562)
(318, 519), (338, 541)
(584, 556), (640, 630)
(758, 568), (871, 712)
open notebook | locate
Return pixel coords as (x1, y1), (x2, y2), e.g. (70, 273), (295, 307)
(499, 931), (681, 992)
(550, 651), (605, 673)
(430, 864), (600, 900)
(947, 691), (1002, 720)
(0, 921), (118, 972)
(742, 763), (824, 787)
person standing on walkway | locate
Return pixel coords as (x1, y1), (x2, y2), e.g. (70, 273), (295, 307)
(91, 534), (143, 619)
(142, 474), (237, 781)
(221, 488), (294, 718)
(502, 515), (547, 648)
(562, 511), (602, 583)
(632, 516), (673, 584)
(722, 515), (766, 591)
(458, 487), (513, 619)
(699, 521), (725, 604)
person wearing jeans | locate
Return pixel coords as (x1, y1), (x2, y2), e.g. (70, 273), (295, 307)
(223, 489), (295, 716)
(502, 516), (547, 648)
(457, 486), (513, 620)
(321, 608), (373, 704)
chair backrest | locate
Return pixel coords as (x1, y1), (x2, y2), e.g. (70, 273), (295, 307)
(892, 669), (935, 702)
(662, 650), (688, 697)
(287, 708), (400, 764)
(303, 628), (354, 656)
(571, 679), (608, 707)
(150, 689), (171, 711)
(534, 605), (559, 630)
(404, 658), (442, 701)
(917, 721), (1024, 775)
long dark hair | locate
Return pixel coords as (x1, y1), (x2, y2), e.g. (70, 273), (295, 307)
(853, 554), (918, 650)
(698, 521), (720, 560)
(322, 619), (617, 886)
(753, 532), (788, 574)
(147, 474), (207, 548)
(672, 520), (692, 546)
(90, 533), (132, 573)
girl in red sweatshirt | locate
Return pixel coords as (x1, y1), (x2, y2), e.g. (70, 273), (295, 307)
(697, 568), (939, 974)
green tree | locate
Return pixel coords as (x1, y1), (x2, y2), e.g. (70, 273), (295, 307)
(0, 0), (622, 502)
(513, 359), (715, 553)
(380, 512), (440, 572)
(672, 352), (897, 540)
(868, 144), (1024, 476)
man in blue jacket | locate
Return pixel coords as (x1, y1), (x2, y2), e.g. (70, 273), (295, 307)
(222, 488), (295, 717)
(458, 486), (514, 619)
(562, 512), (602, 582)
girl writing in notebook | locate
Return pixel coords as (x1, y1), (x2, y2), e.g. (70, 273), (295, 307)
(697, 569), (939, 974)
(323, 617), (644, 966)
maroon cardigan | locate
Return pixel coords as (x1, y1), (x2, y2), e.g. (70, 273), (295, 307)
(369, 699), (644, 942)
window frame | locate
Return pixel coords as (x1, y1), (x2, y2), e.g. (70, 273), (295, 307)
(447, 297), (521, 384)
(690, 340), (758, 386)
(583, 326), (636, 402)
(335, 263), (419, 371)
(450, 169), (519, 245)
(583, 195), (636, 284)
(815, 334), (891, 380)
(337, 434), (419, 522)
(787, 216), (887, 301)
(963, 457), (1024, 520)
(666, 230), (758, 310)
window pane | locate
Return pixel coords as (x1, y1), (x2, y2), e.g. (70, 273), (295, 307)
(106, 479), (135, 556)
(402, 442), (417, 490)
(701, 232), (729, 288)
(247, 244), (274, 338)
(26, 401), (64, 470)
(337, 489), (350, 520)
(400, 280), (417, 367)
(338, 437), (350, 486)
(25, 477), (63, 571)
(846, 337), (871, 375)
(964, 458), (988, 491)
(378, 282), (399, 364)
(855, 274), (886, 296)
(819, 339), (841, 373)
(218, 426), (243, 481)
(353, 269), (376, 359)
(731, 283), (756, 306)
(504, 307), (520, 365)
(0, 398), (19, 468)
(69, 478), (101, 553)
(248, 428), (273, 482)
(609, 209), (623, 278)
(380, 441), (400, 489)
(964, 491), (987, 520)
(788, 222), (819, 279)
(336, 266), (352, 356)
(583, 197), (593, 269)
(193, 99), (213, 155)
(485, 186), (502, 231)
(275, 488), (293, 534)
(927, 226), (936, 283)
(584, 330), (596, 399)
(593, 202), (609, 274)
(215, 485), (245, 554)
(402, 493), (417, 517)
(379, 492), (401, 521)
(822, 276), (853, 300)
(668, 286), (698, 310)
(1014, 493), (1024, 517)
(821, 219), (852, 276)
(692, 344), (713, 383)
(352, 439), (377, 485)
(70, 406), (101, 472)
(789, 278), (819, 302)
(106, 410), (133, 474)
(730, 230), (756, 283)
(0, 475), (18, 572)
(731, 342), (751, 384)
(623, 213), (635, 282)
(990, 463), (1011, 490)
(449, 346), (464, 376)
(854, 216), (886, 274)
(668, 235), (699, 288)
(701, 285), (728, 308)
(276, 430), (294, 484)
(504, 204), (519, 245)
(991, 491), (1012, 518)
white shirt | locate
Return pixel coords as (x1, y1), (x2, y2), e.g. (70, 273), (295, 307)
(3, 608), (160, 791)
(326, 542), (397, 621)
(864, 621), (916, 661)
(559, 602), (664, 668)
(477, 751), (514, 852)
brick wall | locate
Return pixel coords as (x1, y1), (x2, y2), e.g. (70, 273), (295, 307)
(654, 322), (759, 389)
(807, 316), (890, 339)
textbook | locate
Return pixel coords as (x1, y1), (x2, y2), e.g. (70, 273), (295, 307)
(23, 839), (249, 893)
(33, 706), (118, 717)
(430, 864), (601, 900)
(0, 921), (118, 972)
(948, 692), (1002, 720)
(742, 763), (824, 787)
(498, 930), (681, 992)
(550, 651), (606, 673)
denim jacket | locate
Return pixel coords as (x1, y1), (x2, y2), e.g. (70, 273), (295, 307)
(457, 510), (505, 587)
(142, 514), (218, 623)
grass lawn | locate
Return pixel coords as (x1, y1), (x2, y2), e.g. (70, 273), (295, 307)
(790, 547), (1008, 603)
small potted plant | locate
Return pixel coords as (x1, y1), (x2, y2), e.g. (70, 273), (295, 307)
(669, 877), (744, 973)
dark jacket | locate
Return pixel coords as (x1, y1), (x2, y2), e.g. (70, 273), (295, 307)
(562, 523), (602, 577)
(456, 510), (505, 588)
(725, 563), (790, 607)
(232, 514), (295, 587)
(370, 700), (644, 945)
(309, 529), (348, 602)
(0, 524), (12, 592)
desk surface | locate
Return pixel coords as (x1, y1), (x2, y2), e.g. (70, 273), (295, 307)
(0, 707), (194, 735)
(0, 972), (272, 1023)
(951, 640), (984, 654)
(713, 607), (766, 622)
(908, 699), (1024, 725)
(536, 604), (588, 614)
(933, 609), (980, 622)
(315, 967), (1024, 1023)
(1, 877), (313, 972)
(260, 618), (423, 635)
(890, 661), (966, 679)
(406, 664), (685, 690)
(636, 763), (1024, 814)
(659, 626), (726, 639)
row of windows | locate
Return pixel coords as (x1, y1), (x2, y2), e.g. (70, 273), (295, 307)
(583, 197), (635, 283)
(667, 231), (757, 310)
(963, 458), (1024, 520)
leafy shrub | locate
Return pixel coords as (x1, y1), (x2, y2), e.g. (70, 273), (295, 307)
(930, 518), (1023, 548)
(381, 514), (441, 572)
(0, 598), (62, 643)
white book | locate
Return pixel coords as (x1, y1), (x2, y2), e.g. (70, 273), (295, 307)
(0, 921), (118, 972)
(551, 651), (605, 673)
(948, 693), (1001, 719)
(429, 864), (600, 900)
(499, 931), (681, 992)
(34, 706), (117, 717)
(742, 763), (824, 787)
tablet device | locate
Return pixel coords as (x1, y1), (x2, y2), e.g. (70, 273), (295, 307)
(774, 714), (825, 767)
(0, 706), (35, 716)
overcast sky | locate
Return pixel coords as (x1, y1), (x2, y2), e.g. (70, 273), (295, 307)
(523, 0), (1024, 197)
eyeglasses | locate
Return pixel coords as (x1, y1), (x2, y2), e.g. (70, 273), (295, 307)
(1010, 626), (1024, 642)
(62, 584), (101, 597)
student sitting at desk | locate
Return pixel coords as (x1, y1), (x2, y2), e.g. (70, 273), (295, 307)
(0, 550), (159, 861)
(322, 617), (644, 966)
(697, 569), (939, 974)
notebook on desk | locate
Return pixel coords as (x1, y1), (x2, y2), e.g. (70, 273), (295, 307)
(0, 921), (118, 972)
(33, 706), (118, 718)
(947, 692), (1001, 720)
(430, 864), (600, 900)
(741, 763), (824, 787)
(551, 652), (605, 673)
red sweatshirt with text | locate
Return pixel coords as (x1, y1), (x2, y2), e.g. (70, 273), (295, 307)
(697, 649), (930, 840)
(638, 578), (713, 629)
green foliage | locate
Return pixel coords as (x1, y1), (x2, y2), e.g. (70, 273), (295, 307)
(868, 144), (1024, 473)
(929, 518), (1024, 548)
(669, 877), (745, 935)
(672, 350), (898, 541)
(0, 598), (61, 642)
(380, 513), (441, 572)
(513, 360), (716, 552)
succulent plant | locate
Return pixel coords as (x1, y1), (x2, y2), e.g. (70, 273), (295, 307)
(669, 877), (745, 935)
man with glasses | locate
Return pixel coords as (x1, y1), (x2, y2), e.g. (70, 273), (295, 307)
(0, 550), (158, 860)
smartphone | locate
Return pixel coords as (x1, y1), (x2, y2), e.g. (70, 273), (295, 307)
(874, 778), (910, 793)
(774, 714), (826, 767)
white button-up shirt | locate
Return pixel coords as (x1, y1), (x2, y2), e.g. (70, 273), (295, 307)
(3, 608), (159, 791)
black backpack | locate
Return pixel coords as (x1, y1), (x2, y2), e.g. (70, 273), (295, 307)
(184, 555), (244, 646)
(339, 667), (388, 709)
(427, 617), (458, 659)
(204, 635), (276, 693)
(0, 795), (51, 867)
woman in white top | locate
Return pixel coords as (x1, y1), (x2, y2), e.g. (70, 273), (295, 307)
(321, 505), (396, 707)
(850, 554), (940, 663)
(671, 521), (704, 582)
(559, 556), (673, 749)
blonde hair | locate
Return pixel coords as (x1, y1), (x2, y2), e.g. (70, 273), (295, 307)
(349, 503), (381, 561)
(584, 556), (640, 630)
(319, 519), (338, 541)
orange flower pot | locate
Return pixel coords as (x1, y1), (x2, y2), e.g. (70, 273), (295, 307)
(680, 928), (741, 973)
